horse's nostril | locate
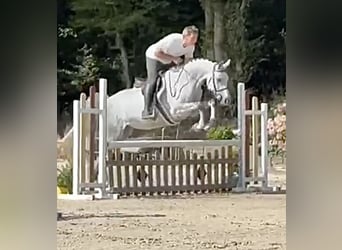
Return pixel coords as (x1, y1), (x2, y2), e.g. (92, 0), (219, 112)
(216, 94), (222, 101)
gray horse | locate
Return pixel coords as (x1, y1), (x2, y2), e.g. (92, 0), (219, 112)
(106, 58), (233, 141)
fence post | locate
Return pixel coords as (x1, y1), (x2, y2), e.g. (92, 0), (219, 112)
(89, 86), (96, 185)
(244, 89), (252, 178)
(97, 78), (107, 197)
(252, 96), (259, 182)
(260, 103), (268, 188)
(72, 100), (80, 195)
(237, 82), (246, 190)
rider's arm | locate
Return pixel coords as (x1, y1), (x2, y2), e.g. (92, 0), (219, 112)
(154, 49), (178, 62)
(154, 37), (180, 62)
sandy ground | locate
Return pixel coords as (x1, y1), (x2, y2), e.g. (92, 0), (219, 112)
(57, 159), (286, 250)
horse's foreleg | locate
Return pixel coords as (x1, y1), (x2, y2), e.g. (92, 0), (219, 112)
(191, 106), (207, 131)
(204, 99), (217, 131)
(171, 102), (202, 119)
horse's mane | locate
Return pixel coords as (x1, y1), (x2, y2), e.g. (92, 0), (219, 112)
(182, 58), (215, 74)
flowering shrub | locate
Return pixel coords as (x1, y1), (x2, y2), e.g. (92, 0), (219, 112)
(267, 102), (286, 157)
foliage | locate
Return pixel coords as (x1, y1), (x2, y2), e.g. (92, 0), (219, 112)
(57, 0), (285, 131)
(223, 0), (286, 99)
(57, 166), (73, 194)
(267, 101), (286, 157)
(207, 126), (236, 140)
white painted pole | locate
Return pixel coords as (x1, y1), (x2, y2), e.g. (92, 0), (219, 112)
(72, 100), (80, 195)
(237, 82), (246, 190)
(97, 78), (107, 197)
(260, 103), (268, 188)
(252, 96), (259, 180)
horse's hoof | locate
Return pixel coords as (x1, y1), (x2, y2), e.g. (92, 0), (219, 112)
(204, 119), (216, 131)
(203, 125), (211, 132)
(191, 123), (204, 132)
(232, 129), (240, 137)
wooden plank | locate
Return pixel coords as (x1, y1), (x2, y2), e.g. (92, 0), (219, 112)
(207, 152), (212, 192)
(198, 155), (205, 193)
(116, 152), (123, 191)
(124, 164), (130, 194)
(132, 153), (138, 195)
(221, 147), (227, 191)
(170, 149), (176, 194)
(155, 151), (161, 194)
(147, 153), (153, 195)
(108, 149), (116, 189)
(185, 150), (191, 193)
(228, 146), (234, 178)
(178, 151), (184, 191)
(140, 159), (146, 192)
(214, 150), (219, 190)
(193, 153), (198, 192)
(163, 157), (169, 192)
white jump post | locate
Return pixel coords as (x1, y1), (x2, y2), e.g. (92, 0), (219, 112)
(260, 103), (268, 188)
(233, 82), (271, 192)
(97, 78), (107, 198)
(66, 78), (110, 200)
(235, 82), (246, 191)
(72, 99), (81, 196)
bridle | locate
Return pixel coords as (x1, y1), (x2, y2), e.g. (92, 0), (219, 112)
(200, 62), (229, 101)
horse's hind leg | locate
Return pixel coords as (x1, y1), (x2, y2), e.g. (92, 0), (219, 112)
(119, 125), (133, 140)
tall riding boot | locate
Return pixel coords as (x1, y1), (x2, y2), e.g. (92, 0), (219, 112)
(141, 80), (157, 119)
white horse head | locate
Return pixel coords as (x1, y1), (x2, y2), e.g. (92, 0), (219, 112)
(106, 58), (233, 141)
(203, 59), (232, 106)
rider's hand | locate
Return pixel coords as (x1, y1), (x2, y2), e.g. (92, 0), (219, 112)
(172, 57), (183, 65)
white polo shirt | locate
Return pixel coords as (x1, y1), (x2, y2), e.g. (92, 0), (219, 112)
(145, 33), (195, 64)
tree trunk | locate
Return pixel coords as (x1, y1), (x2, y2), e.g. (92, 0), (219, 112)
(213, 0), (226, 61)
(116, 33), (131, 88)
(200, 0), (214, 60)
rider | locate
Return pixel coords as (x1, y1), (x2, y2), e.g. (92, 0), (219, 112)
(141, 25), (199, 119)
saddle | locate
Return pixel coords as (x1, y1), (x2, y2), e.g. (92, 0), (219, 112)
(133, 68), (168, 93)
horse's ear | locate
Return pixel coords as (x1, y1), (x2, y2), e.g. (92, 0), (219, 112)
(222, 59), (231, 69)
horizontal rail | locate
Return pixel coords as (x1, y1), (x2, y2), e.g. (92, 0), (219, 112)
(244, 177), (267, 182)
(107, 140), (240, 149)
(107, 158), (239, 166)
(79, 183), (104, 189)
(244, 110), (263, 116)
(109, 183), (237, 194)
(80, 108), (103, 114)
